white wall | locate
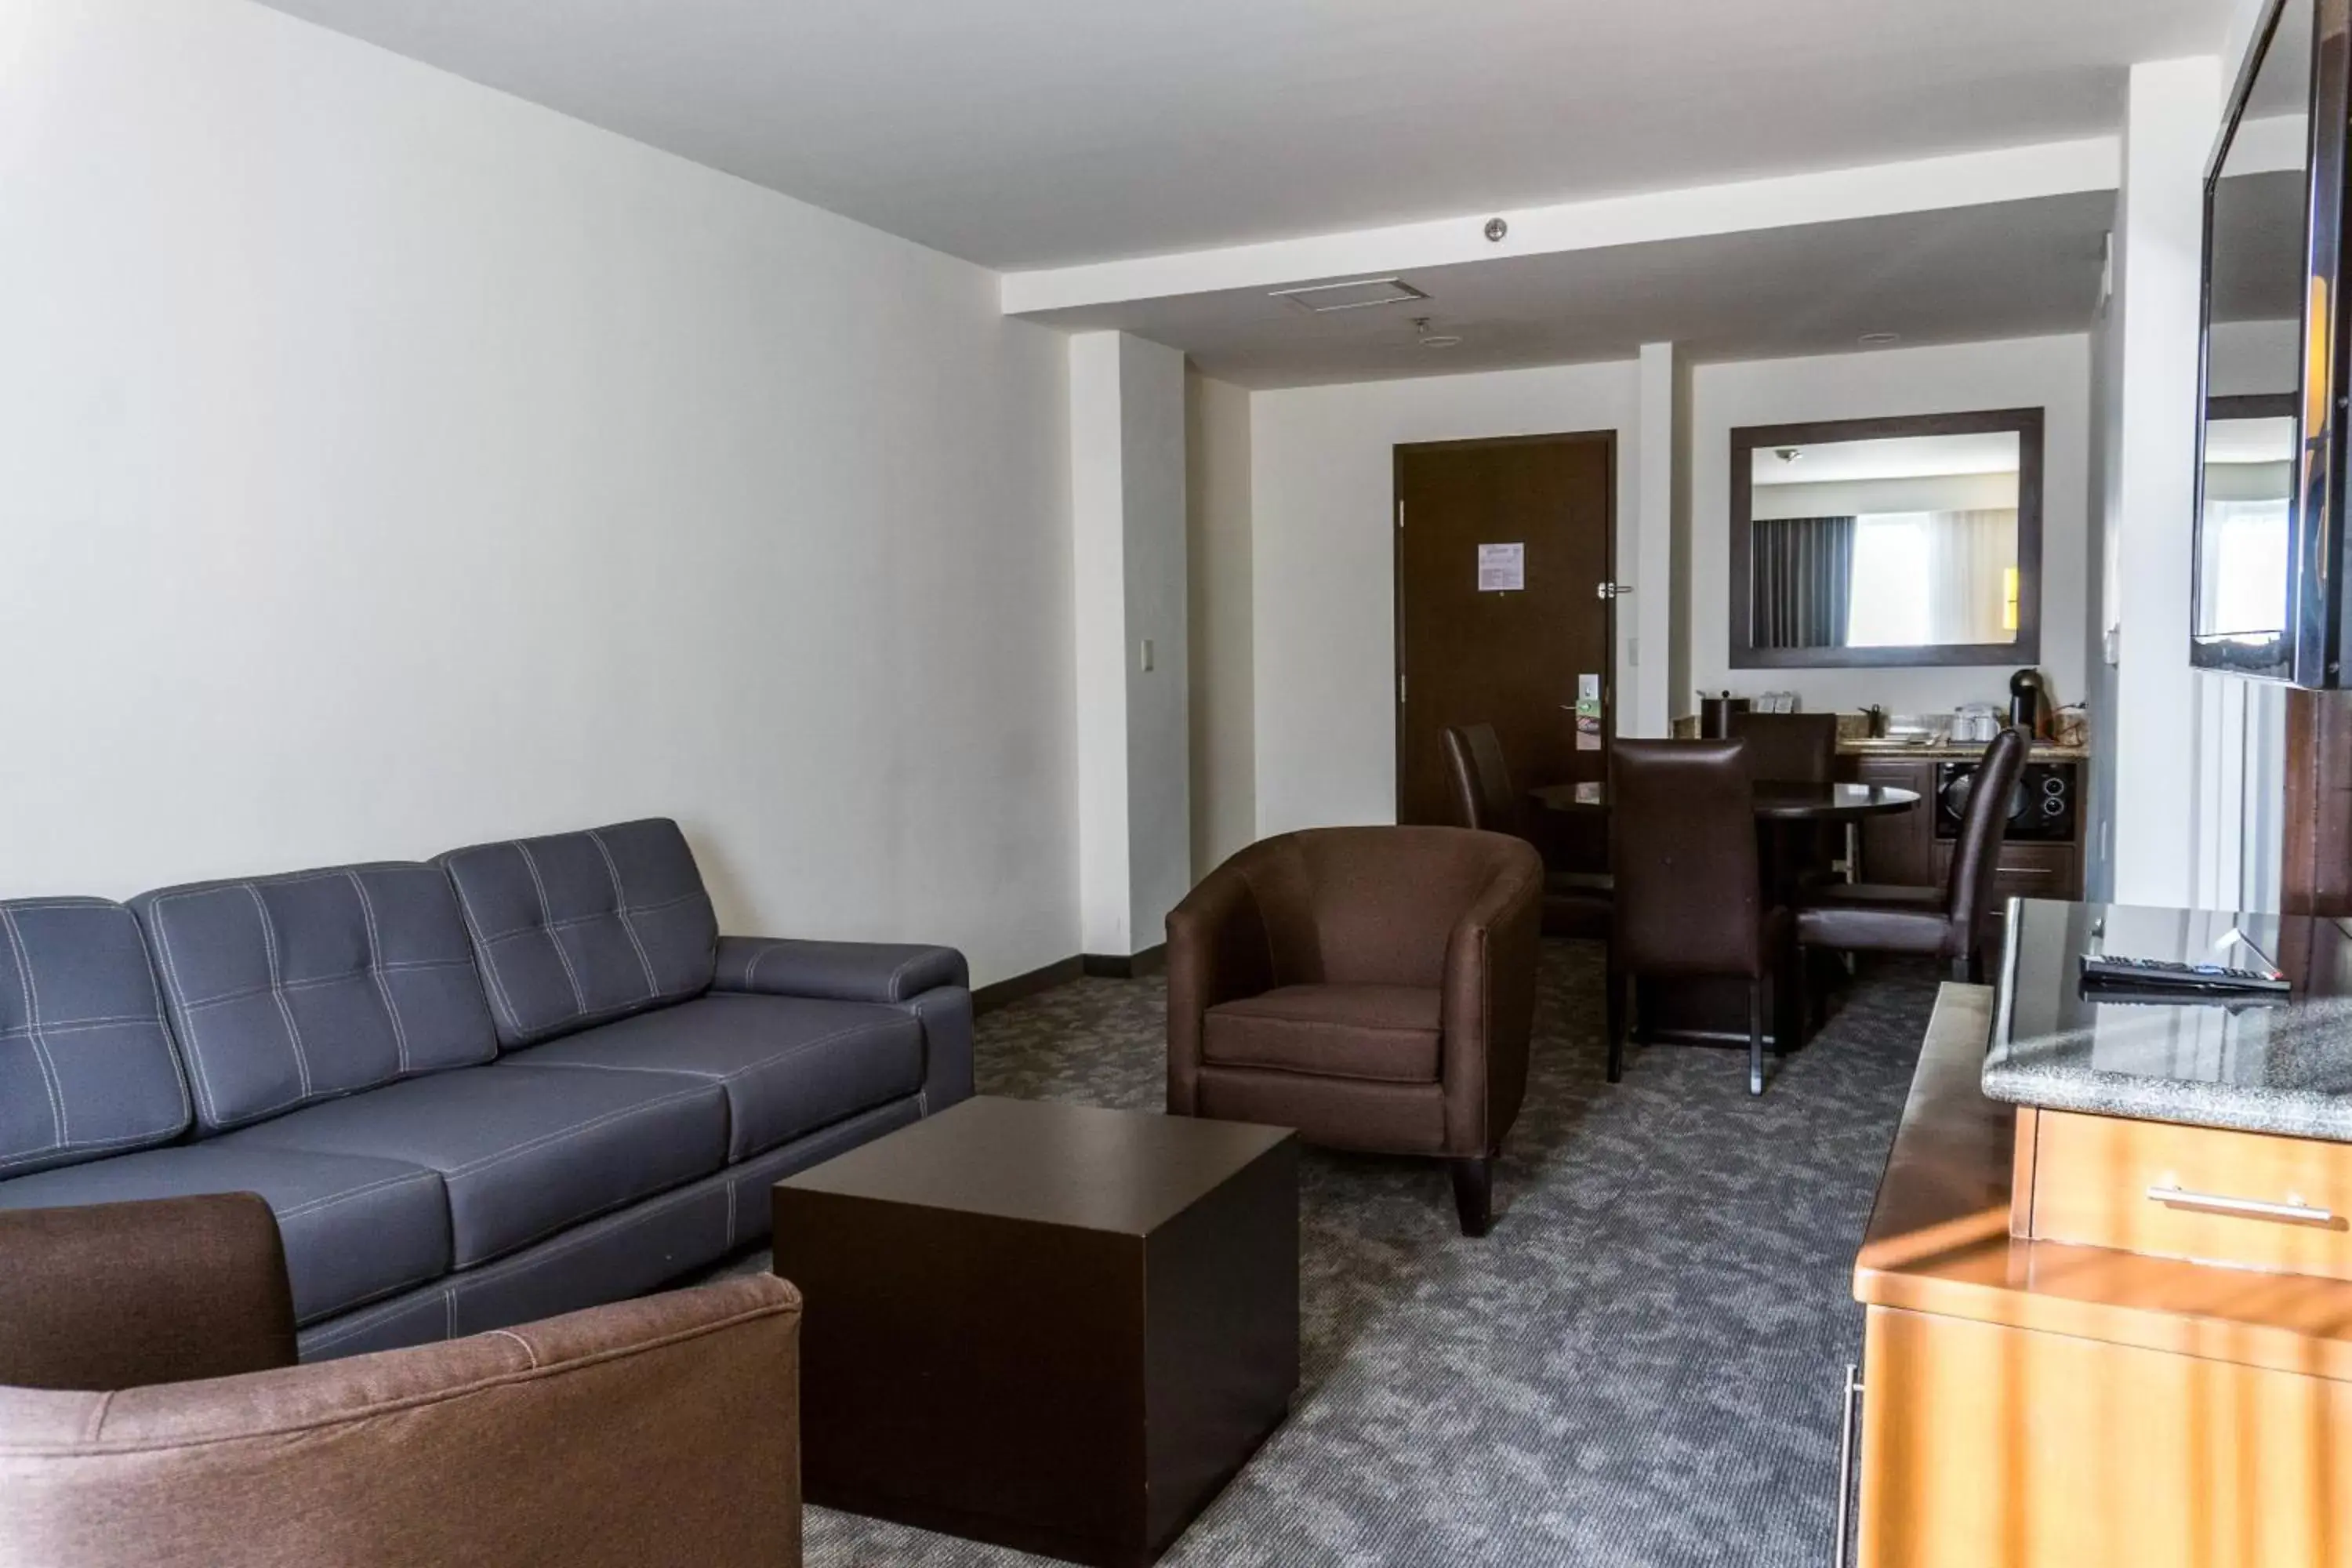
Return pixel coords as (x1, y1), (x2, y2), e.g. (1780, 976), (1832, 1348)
(2109, 56), (2222, 908)
(0, 0), (1078, 985)
(1248, 361), (1641, 836)
(1186, 370), (1256, 876)
(1068, 332), (1189, 955)
(1687, 336), (2094, 716)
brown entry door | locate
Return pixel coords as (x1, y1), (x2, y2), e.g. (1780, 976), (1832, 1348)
(1395, 433), (1614, 829)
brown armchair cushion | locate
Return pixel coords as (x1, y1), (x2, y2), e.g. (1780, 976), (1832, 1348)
(1204, 985), (1442, 1083)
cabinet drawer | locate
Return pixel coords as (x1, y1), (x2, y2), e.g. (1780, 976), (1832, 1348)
(2020, 1107), (2352, 1280)
(1931, 840), (2079, 903)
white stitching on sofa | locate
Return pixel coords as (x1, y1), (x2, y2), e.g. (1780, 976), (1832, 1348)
(443, 869), (525, 1036)
(176, 959), (481, 1012)
(346, 872), (412, 1076)
(467, 889), (709, 945)
(0, 1123), (180, 1173)
(243, 886), (313, 1101)
(274, 1169), (441, 1221)
(485, 1327), (540, 1368)
(0, 1012), (182, 1039)
(586, 827), (661, 1003)
(513, 840), (590, 1016)
(0, 908), (67, 1149)
(144, 906), (222, 1127)
(442, 1083), (715, 1178)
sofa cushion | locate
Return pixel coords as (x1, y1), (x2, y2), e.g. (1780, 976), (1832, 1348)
(437, 819), (718, 1049)
(501, 993), (924, 1161)
(0, 898), (191, 1177)
(1203, 984), (1443, 1083)
(132, 864), (498, 1134)
(220, 1063), (728, 1269)
(0, 1143), (448, 1325)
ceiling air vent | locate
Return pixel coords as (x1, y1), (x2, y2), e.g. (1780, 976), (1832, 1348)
(1269, 277), (1428, 314)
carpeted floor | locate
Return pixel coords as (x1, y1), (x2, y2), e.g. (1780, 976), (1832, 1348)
(792, 941), (1940, 1568)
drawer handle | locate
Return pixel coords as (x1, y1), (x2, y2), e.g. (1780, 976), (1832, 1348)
(2146, 1183), (2337, 1226)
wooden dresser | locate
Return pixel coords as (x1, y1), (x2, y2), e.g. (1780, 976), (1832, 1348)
(1849, 977), (2352, 1566)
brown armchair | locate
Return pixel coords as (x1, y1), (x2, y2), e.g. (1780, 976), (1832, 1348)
(0, 1195), (804, 1568)
(1166, 826), (1543, 1236)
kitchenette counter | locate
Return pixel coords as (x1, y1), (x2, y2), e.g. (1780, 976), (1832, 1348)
(1838, 737), (2090, 761)
(1981, 900), (2352, 1142)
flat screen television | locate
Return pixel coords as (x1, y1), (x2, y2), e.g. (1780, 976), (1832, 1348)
(2196, 0), (2350, 684)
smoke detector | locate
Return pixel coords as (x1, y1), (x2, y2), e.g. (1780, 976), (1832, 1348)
(1412, 317), (1462, 350)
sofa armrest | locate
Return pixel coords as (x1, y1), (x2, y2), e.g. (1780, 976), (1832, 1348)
(0, 1194), (297, 1392)
(713, 935), (967, 1004)
(1440, 844), (1544, 1155)
(0, 1275), (804, 1568)
(1165, 862), (1276, 1116)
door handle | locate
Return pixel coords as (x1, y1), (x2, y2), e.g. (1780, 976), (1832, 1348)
(1595, 583), (1634, 601)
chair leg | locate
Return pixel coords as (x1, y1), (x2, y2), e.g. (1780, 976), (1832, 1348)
(1748, 979), (1766, 1098)
(1450, 1156), (1495, 1237)
(1605, 967), (1627, 1083)
(1951, 951), (1983, 984)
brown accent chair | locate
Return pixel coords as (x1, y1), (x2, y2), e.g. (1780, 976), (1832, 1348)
(1607, 739), (1791, 1097)
(1440, 722), (1613, 941)
(1166, 826), (1543, 1236)
(0, 1194), (804, 1568)
(1798, 725), (2030, 984)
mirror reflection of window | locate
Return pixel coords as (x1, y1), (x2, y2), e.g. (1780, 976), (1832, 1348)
(2200, 414), (2295, 639)
(1748, 430), (2021, 651)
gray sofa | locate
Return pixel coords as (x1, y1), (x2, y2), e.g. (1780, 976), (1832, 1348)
(0, 818), (971, 1359)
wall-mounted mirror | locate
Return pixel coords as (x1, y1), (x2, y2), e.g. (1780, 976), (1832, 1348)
(1730, 408), (2043, 668)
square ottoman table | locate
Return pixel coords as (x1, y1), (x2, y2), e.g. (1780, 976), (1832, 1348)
(772, 1095), (1298, 1567)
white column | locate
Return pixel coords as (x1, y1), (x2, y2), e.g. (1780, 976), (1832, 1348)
(1631, 342), (1684, 736)
(2110, 56), (2220, 907)
(1069, 331), (1191, 958)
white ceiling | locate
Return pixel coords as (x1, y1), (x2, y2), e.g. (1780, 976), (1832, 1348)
(1023, 191), (2114, 388)
(255, 0), (2223, 270)
(1752, 432), (2020, 486)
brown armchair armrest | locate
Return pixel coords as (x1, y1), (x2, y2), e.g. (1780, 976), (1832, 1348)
(0, 1273), (804, 1568)
(1165, 860), (1276, 1116)
(0, 1194), (297, 1392)
(1440, 844), (1545, 1154)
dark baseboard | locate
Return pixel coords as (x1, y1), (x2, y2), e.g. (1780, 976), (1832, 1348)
(972, 956), (1083, 1016)
(1080, 943), (1167, 981)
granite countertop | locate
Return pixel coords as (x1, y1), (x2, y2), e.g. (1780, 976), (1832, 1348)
(1838, 737), (2090, 761)
(1980, 901), (2352, 1142)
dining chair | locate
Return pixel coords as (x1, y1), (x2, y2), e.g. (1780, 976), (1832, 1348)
(1607, 739), (1791, 1096)
(1440, 722), (1613, 941)
(1795, 725), (2030, 984)
(1723, 711), (1838, 783)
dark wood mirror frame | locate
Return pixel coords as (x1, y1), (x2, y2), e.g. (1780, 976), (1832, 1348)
(1729, 406), (2045, 670)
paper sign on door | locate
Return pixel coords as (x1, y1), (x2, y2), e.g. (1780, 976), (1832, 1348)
(1476, 543), (1525, 593)
(1576, 673), (1602, 750)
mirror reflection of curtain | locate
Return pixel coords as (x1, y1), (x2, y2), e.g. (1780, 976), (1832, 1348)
(1926, 509), (2016, 643)
(1751, 515), (1855, 648)
(2200, 497), (2291, 635)
(1846, 509), (2017, 645)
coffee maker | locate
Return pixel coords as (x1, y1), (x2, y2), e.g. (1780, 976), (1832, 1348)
(2008, 669), (2046, 738)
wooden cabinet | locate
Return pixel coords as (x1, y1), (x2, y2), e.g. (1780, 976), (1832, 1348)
(1846, 757), (1936, 885)
(1930, 839), (2079, 903)
(1850, 988), (2352, 1567)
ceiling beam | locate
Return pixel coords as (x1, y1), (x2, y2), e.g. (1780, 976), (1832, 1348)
(1000, 136), (2121, 319)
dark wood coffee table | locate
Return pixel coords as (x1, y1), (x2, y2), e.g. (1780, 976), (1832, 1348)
(771, 1096), (1298, 1568)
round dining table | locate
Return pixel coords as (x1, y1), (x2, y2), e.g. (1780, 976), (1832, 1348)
(1528, 779), (1922, 822)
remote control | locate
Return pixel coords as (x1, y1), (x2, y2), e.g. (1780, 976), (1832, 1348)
(2078, 953), (2291, 996)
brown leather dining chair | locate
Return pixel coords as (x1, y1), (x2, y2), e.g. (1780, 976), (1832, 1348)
(1724, 710), (1838, 784)
(1166, 826), (1543, 1236)
(1607, 739), (1791, 1097)
(1796, 725), (2029, 984)
(1441, 722), (1612, 941)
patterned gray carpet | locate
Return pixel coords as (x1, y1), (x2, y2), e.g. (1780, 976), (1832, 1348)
(792, 942), (1938, 1568)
